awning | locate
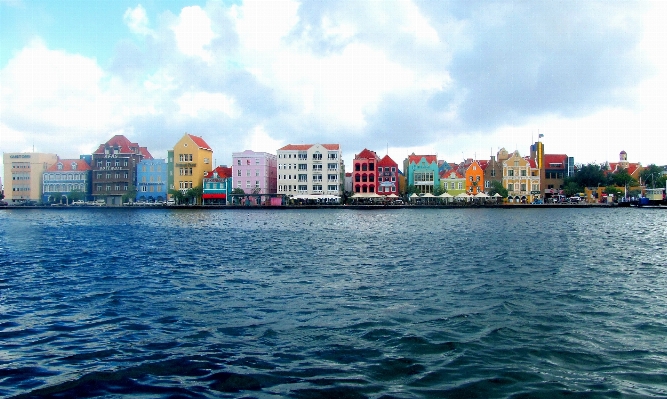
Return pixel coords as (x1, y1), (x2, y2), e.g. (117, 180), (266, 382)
(202, 193), (227, 199)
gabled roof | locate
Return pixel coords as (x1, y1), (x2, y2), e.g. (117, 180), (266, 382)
(440, 169), (464, 179)
(279, 144), (340, 151)
(527, 158), (537, 168)
(187, 134), (212, 151)
(377, 154), (397, 167)
(478, 160), (489, 170)
(355, 148), (379, 160)
(204, 166), (233, 179)
(608, 162), (641, 176)
(408, 154), (437, 165)
(46, 159), (92, 172)
(140, 147), (153, 160)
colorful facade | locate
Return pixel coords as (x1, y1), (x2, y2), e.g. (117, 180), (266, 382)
(232, 150), (277, 194)
(42, 158), (92, 203)
(277, 144), (343, 197)
(172, 134), (213, 200)
(404, 154), (439, 194)
(202, 166), (233, 205)
(461, 159), (485, 195)
(377, 155), (399, 195)
(136, 158), (168, 203)
(3, 152), (58, 203)
(440, 169), (465, 196)
(352, 148), (380, 194)
(91, 135), (152, 205)
(502, 151), (540, 203)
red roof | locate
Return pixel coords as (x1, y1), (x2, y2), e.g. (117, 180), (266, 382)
(46, 159), (92, 172)
(543, 154), (567, 167)
(93, 134), (149, 156)
(378, 155), (397, 168)
(408, 154), (437, 165)
(608, 162), (641, 176)
(478, 160), (489, 170)
(527, 158), (537, 168)
(279, 144), (340, 151)
(140, 147), (153, 160)
(188, 134), (212, 151)
(440, 169), (464, 179)
(204, 166), (233, 179)
(355, 148), (379, 160)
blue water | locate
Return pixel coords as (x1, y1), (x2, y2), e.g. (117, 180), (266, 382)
(1, 207), (667, 398)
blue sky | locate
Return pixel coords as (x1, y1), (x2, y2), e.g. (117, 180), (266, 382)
(2, 0), (666, 180)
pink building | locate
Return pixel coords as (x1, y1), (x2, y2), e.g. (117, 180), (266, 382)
(231, 150), (277, 194)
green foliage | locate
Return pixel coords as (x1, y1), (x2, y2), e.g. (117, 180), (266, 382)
(231, 188), (245, 195)
(406, 185), (421, 195)
(168, 189), (185, 204)
(568, 163), (609, 188)
(563, 181), (582, 197)
(184, 185), (204, 205)
(49, 192), (63, 203)
(122, 185), (137, 203)
(432, 185), (445, 196)
(611, 169), (637, 188)
(487, 181), (508, 198)
(68, 189), (85, 203)
(640, 164), (665, 188)
(604, 185), (622, 199)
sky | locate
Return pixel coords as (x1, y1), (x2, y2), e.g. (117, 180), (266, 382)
(2, 0), (667, 181)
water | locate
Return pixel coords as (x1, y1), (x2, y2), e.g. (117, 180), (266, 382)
(1, 207), (667, 398)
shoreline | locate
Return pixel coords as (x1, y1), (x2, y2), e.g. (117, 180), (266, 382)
(1, 203), (640, 210)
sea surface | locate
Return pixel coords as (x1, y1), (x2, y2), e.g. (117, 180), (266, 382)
(1, 207), (667, 398)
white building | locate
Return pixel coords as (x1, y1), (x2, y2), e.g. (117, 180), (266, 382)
(3, 152), (58, 203)
(277, 144), (343, 197)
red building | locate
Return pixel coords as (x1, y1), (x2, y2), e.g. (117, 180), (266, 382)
(352, 149), (380, 194)
(377, 155), (399, 195)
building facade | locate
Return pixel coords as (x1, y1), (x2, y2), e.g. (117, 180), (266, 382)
(352, 148), (380, 194)
(172, 134), (213, 200)
(440, 169), (465, 196)
(404, 154), (439, 194)
(42, 158), (92, 203)
(483, 150), (508, 192)
(136, 158), (168, 203)
(91, 135), (152, 205)
(377, 155), (399, 195)
(502, 151), (540, 203)
(3, 152), (58, 203)
(460, 159), (485, 195)
(202, 166), (233, 205)
(231, 150), (277, 194)
(277, 144), (343, 196)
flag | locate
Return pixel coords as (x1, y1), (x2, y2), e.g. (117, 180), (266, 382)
(538, 133), (544, 138)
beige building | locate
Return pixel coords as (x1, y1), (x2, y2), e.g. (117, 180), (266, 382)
(3, 152), (58, 204)
(172, 134), (213, 198)
(277, 144), (343, 197)
(502, 150), (540, 203)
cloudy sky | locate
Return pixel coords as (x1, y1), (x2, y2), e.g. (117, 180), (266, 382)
(1, 0), (666, 180)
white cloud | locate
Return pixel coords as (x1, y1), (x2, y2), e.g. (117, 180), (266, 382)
(243, 125), (285, 154)
(171, 6), (217, 62)
(123, 4), (154, 36)
(176, 92), (240, 119)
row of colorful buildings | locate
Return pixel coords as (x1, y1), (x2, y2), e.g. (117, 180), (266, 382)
(1, 132), (645, 205)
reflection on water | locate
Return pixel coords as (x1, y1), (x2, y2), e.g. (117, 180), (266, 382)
(1, 208), (667, 398)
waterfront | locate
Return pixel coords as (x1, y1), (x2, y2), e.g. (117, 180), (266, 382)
(1, 208), (667, 398)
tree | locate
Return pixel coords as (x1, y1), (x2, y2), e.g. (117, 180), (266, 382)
(604, 185), (622, 201)
(486, 181), (508, 198)
(563, 181), (582, 197)
(231, 188), (245, 194)
(68, 189), (85, 203)
(433, 185), (445, 196)
(568, 163), (609, 188)
(168, 189), (185, 204)
(611, 169), (637, 188)
(49, 192), (63, 204)
(640, 164), (666, 188)
(406, 185), (421, 195)
(122, 185), (137, 204)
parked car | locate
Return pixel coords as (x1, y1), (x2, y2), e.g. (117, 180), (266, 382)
(0, 200), (8, 207)
(72, 200), (85, 206)
(166, 199), (176, 206)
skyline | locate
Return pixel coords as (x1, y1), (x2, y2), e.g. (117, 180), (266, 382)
(2, 0), (666, 179)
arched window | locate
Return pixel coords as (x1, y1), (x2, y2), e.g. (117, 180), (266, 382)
(362, 164), (367, 171)
(369, 174), (375, 182)
(362, 174), (367, 182)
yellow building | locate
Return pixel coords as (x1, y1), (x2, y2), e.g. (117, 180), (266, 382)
(3, 152), (58, 203)
(172, 134), (213, 201)
(502, 150), (541, 203)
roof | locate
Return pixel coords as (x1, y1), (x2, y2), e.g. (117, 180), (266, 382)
(527, 158), (537, 168)
(204, 166), (233, 179)
(140, 147), (153, 160)
(408, 154), (437, 165)
(544, 154), (567, 166)
(608, 162), (641, 176)
(46, 159), (92, 172)
(377, 154), (397, 167)
(279, 144), (340, 151)
(187, 134), (212, 151)
(478, 160), (489, 170)
(355, 148), (378, 160)
(440, 169), (464, 179)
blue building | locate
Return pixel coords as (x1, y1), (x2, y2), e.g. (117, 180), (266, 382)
(202, 166), (233, 205)
(42, 158), (93, 203)
(136, 158), (167, 203)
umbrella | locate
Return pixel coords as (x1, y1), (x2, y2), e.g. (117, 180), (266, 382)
(475, 192), (489, 198)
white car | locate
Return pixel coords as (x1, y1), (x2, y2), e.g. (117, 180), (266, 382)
(72, 200), (85, 206)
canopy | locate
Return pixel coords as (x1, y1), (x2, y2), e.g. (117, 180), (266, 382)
(456, 192), (470, 198)
(493, 193), (502, 198)
(422, 193), (435, 198)
(386, 193), (398, 198)
(439, 193), (453, 198)
(475, 192), (489, 198)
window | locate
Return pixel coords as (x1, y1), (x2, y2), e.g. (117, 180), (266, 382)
(237, 159), (241, 165)
(328, 152), (337, 160)
(521, 183), (527, 192)
(391, 167), (396, 172)
(508, 170), (514, 177)
(313, 184), (322, 191)
(255, 170), (259, 176)
(328, 185), (337, 191)
(299, 185), (307, 191)
(246, 170), (251, 176)
(491, 169), (496, 177)
(313, 152), (322, 160)
(378, 167), (383, 172)
(328, 174), (337, 181)
(299, 164), (307, 170)
(521, 169), (526, 177)
(508, 183), (514, 191)
(238, 170), (241, 176)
